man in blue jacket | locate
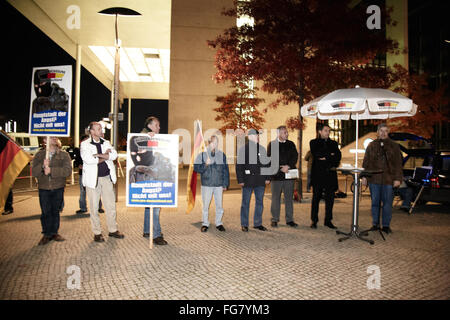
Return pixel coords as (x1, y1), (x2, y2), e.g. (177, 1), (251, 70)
(194, 135), (230, 232)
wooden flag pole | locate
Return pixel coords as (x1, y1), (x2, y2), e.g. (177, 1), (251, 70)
(45, 136), (50, 159)
(149, 207), (153, 249)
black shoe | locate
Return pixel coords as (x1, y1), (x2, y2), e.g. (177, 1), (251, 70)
(216, 225), (226, 232)
(382, 226), (392, 234)
(38, 236), (51, 245)
(310, 222), (317, 229)
(287, 221), (298, 227)
(369, 225), (380, 231)
(94, 234), (105, 242)
(254, 225), (267, 231)
(271, 221), (278, 227)
(52, 234), (65, 242)
(241, 226), (248, 232)
(153, 236), (168, 245)
(143, 233), (150, 238)
(98, 208), (105, 213)
(108, 231), (124, 239)
(76, 209), (87, 214)
(324, 222), (337, 229)
(2, 209), (13, 215)
(201, 226), (208, 232)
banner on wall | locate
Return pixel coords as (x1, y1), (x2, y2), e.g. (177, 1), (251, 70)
(29, 65), (72, 136)
(126, 133), (179, 207)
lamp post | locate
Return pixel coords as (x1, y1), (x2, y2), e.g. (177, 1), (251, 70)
(98, 7), (141, 149)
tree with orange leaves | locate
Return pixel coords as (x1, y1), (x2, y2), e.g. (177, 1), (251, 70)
(388, 66), (449, 139)
(208, 0), (402, 198)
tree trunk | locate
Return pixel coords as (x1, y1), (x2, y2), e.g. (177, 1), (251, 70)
(296, 92), (304, 201)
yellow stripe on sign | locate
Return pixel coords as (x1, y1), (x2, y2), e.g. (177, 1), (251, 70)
(33, 129), (66, 132)
(131, 200), (173, 203)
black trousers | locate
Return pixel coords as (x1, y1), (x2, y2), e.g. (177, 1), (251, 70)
(4, 190), (13, 211)
(311, 186), (335, 224)
(39, 188), (64, 237)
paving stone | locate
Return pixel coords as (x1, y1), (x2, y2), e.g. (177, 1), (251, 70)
(0, 181), (449, 299)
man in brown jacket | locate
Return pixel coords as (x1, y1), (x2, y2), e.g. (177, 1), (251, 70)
(362, 123), (403, 234)
(32, 137), (72, 245)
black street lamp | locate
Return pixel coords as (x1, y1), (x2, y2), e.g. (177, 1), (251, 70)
(98, 7), (141, 149)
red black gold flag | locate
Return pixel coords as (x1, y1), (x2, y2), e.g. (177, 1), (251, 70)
(0, 131), (32, 209)
(186, 120), (205, 214)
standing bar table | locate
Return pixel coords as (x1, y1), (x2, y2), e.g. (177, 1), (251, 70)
(334, 167), (382, 245)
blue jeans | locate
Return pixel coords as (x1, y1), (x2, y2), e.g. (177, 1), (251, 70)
(39, 188), (64, 237)
(240, 186), (265, 227)
(144, 207), (161, 239)
(369, 183), (394, 227)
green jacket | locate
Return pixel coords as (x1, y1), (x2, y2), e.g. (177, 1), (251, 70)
(32, 149), (72, 190)
(362, 138), (403, 185)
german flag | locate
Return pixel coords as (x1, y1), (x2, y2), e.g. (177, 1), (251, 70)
(0, 131), (32, 209)
(186, 120), (205, 214)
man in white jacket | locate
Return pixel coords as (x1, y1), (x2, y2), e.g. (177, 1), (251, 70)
(81, 122), (124, 242)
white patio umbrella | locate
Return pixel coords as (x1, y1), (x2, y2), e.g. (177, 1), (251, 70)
(301, 86), (417, 167)
(301, 86), (417, 244)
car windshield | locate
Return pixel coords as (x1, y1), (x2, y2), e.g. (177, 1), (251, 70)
(402, 154), (433, 171)
(395, 138), (433, 150)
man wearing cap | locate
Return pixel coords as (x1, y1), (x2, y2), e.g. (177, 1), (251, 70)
(236, 129), (271, 232)
(194, 135), (230, 232)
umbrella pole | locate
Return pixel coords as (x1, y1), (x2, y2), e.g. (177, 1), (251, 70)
(355, 114), (359, 168)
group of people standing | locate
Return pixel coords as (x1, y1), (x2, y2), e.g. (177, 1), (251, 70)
(195, 123), (403, 236)
(31, 117), (168, 246)
(195, 124), (342, 233)
(29, 116), (402, 246)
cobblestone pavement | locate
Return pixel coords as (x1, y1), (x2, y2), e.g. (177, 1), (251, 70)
(1, 179), (449, 300)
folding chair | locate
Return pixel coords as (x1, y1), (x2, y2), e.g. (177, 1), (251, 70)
(407, 166), (433, 214)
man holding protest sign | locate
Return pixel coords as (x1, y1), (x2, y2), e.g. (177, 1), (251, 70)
(32, 136), (72, 245)
(138, 116), (168, 246)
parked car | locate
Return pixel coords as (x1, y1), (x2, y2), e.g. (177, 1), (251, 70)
(389, 132), (450, 206)
(8, 132), (40, 156)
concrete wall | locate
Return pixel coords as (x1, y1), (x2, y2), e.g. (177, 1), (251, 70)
(169, 0), (316, 169)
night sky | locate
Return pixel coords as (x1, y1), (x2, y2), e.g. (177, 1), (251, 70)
(0, 1), (168, 146)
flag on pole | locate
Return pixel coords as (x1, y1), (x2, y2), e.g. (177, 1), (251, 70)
(0, 131), (32, 209)
(186, 120), (205, 214)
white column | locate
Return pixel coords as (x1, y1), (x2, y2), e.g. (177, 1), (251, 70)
(128, 98), (132, 133)
(74, 44), (82, 147)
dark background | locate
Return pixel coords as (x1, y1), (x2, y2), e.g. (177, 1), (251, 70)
(0, 1), (168, 148)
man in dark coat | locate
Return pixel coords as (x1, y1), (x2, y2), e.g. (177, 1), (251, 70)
(310, 123), (341, 229)
(236, 129), (271, 232)
(267, 125), (299, 227)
